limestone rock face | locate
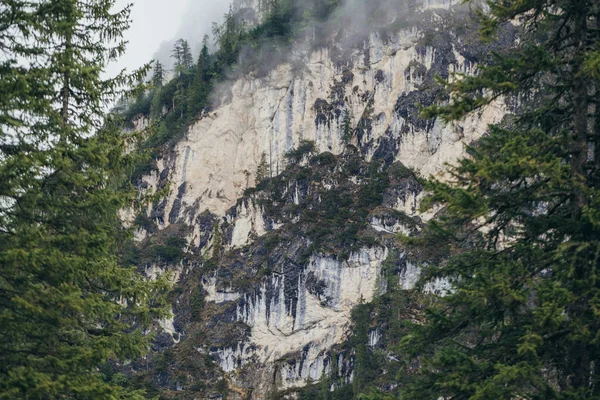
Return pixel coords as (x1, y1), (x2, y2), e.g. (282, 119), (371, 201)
(153, 30), (504, 220)
(213, 248), (387, 393)
(137, 3), (515, 398)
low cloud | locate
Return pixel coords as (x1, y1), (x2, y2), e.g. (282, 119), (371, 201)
(152, 0), (232, 70)
(108, 0), (232, 77)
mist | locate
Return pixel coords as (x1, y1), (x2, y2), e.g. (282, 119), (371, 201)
(107, 0), (232, 78)
(152, 0), (232, 70)
(109, 0), (421, 79)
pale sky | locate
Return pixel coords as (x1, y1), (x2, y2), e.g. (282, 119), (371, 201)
(108, 0), (232, 77)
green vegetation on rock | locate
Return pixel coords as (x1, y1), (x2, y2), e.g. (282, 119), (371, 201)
(349, 0), (600, 398)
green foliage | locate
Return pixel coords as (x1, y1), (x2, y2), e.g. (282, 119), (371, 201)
(210, 222), (223, 262)
(0, 0), (169, 398)
(253, 150), (406, 261)
(121, 91), (154, 123)
(215, 378), (228, 394)
(388, 162), (413, 180)
(172, 39), (194, 72)
(190, 290), (205, 323)
(187, 36), (213, 121)
(294, 251), (427, 400)
(212, 6), (247, 70)
(396, 0), (600, 399)
(358, 161), (390, 210)
(286, 140), (316, 163)
(152, 61), (165, 87)
(121, 0), (360, 179)
(152, 236), (187, 263)
(358, 392), (396, 400)
(351, 304), (379, 394)
(126, 37), (208, 159)
(342, 110), (354, 142)
(255, 152), (270, 185)
(311, 151), (337, 167)
(134, 214), (156, 232)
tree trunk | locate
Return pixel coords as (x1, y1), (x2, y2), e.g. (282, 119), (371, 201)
(569, 1), (592, 392)
(571, 2), (589, 210)
(61, 37), (72, 127)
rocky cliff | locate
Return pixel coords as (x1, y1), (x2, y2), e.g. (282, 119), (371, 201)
(129, 1), (516, 398)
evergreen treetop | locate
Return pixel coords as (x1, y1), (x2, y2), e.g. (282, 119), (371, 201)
(172, 38), (193, 73)
(0, 0), (169, 397)
(152, 60), (165, 87)
(395, 0), (600, 399)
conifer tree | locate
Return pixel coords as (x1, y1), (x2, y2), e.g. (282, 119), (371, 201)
(264, 0), (289, 37)
(394, 0), (600, 399)
(171, 40), (183, 71)
(180, 40), (194, 70)
(197, 35), (212, 82)
(255, 153), (270, 185)
(152, 60), (164, 87)
(342, 109), (353, 142)
(213, 6), (246, 69)
(187, 35), (213, 121)
(171, 39), (193, 73)
(171, 39), (193, 117)
(0, 0), (168, 398)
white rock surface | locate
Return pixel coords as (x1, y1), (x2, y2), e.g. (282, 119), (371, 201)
(208, 247), (387, 389)
(150, 30), (505, 223)
(203, 276), (242, 304)
(400, 260), (452, 295)
(229, 200), (267, 248)
(370, 216), (413, 235)
(138, 3), (509, 395)
(369, 329), (382, 347)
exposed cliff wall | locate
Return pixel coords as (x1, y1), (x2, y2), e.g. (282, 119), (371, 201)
(130, 2), (517, 399)
(151, 22), (506, 219)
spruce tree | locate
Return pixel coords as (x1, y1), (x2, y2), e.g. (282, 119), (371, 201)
(187, 36), (212, 121)
(197, 35), (212, 83)
(170, 39), (194, 118)
(255, 153), (270, 185)
(342, 109), (353, 143)
(171, 39), (193, 73)
(180, 40), (194, 71)
(152, 60), (164, 88)
(0, 0), (168, 398)
(171, 39), (183, 71)
(395, 0), (600, 399)
(213, 6), (245, 69)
